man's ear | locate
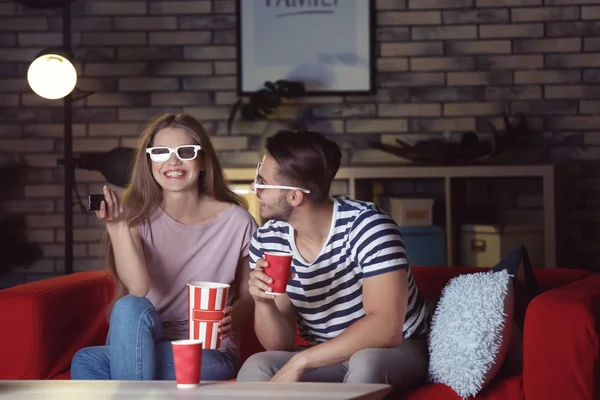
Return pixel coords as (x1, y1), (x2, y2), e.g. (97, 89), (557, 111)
(288, 190), (304, 207)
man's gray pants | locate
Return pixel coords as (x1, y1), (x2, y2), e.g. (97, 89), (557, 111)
(237, 339), (428, 394)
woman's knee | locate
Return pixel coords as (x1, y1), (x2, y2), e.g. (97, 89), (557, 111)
(71, 347), (90, 372)
(71, 346), (110, 380)
(110, 294), (154, 326)
(199, 350), (238, 381)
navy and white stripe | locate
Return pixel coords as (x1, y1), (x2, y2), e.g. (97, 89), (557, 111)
(249, 197), (429, 344)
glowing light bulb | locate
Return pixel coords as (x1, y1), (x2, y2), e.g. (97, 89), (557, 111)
(27, 53), (77, 100)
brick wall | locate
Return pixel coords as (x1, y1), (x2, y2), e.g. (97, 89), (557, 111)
(0, 0), (598, 286)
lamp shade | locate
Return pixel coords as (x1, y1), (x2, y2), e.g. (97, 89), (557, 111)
(75, 147), (136, 188)
(27, 50), (77, 100)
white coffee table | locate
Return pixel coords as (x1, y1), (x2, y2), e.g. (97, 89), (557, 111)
(0, 380), (392, 400)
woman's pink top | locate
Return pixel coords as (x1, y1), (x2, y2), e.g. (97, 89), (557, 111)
(137, 204), (257, 358)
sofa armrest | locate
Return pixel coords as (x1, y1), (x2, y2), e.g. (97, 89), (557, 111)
(523, 274), (600, 400)
(0, 271), (114, 379)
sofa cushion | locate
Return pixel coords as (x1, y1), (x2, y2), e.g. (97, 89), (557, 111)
(532, 268), (591, 292)
(523, 274), (600, 400)
(413, 267), (498, 299)
(53, 371), (70, 380)
(412, 266), (591, 300)
(0, 270), (114, 380)
(490, 245), (538, 331)
(428, 269), (514, 399)
(397, 376), (524, 400)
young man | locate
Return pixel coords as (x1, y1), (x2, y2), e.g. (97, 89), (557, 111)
(237, 129), (429, 393)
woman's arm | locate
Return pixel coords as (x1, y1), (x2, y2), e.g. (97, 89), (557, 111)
(107, 224), (150, 297)
(101, 185), (150, 297)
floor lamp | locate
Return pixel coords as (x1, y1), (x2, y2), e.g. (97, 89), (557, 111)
(21, 0), (136, 275)
(22, 0), (77, 274)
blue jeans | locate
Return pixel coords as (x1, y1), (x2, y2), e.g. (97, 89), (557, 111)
(71, 295), (238, 380)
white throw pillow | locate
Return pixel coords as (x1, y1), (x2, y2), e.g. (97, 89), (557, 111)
(428, 269), (514, 399)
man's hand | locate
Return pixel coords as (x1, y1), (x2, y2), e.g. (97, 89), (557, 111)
(270, 354), (307, 383)
(248, 259), (294, 303)
(248, 259), (276, 302)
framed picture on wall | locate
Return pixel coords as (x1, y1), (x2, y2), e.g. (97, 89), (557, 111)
(236, 0), (375, 96)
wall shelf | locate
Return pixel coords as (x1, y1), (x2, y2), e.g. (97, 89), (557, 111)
(224, 164), (556, 268)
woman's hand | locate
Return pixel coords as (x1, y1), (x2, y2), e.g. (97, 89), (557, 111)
(96, 185), (125, 226)
(218, 306), (233, 340)
(219, 256), (254, 341)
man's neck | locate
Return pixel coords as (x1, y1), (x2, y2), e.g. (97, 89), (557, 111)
(289, 197), (335, 251)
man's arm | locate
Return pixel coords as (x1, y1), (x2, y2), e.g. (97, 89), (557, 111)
(250, 260), (297, 351)
(292, 269), (409, 370)
(247, 226), (297, 351)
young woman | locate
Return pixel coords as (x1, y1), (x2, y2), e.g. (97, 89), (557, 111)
(71, 113), (258, 381)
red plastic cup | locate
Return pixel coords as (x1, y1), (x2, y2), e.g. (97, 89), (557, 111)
(171, 339), (203, 388)
(187, 282), (230, 349)
(263, 252), (293, 295)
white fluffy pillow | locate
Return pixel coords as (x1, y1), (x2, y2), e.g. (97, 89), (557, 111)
(428, 269), (514, 399)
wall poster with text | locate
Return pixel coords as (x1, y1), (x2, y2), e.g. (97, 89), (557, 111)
(237, 0), (375, 95)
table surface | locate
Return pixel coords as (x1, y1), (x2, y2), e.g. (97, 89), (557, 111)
(0, 380), (392, 400)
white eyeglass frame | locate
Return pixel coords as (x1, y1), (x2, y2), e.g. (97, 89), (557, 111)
(252, 163), (311, 194)
(145, 145), (202, 163)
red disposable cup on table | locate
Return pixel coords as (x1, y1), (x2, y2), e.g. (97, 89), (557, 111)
(187, 282), (230, 350)
(263, 252), (293, 295)
(171, 339), (203, 388)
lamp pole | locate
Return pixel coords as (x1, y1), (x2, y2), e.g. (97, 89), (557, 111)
(63, 0), (73, 275)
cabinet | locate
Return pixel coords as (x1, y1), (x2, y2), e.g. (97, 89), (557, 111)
(224, 164), (556, 268)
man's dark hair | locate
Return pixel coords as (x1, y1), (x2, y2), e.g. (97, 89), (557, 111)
(265, 129), (342, 203)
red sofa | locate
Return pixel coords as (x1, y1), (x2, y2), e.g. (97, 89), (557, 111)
(0, 266), (598, 400)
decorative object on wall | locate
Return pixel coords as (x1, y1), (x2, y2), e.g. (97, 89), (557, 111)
(371, 113), (558, 165)
(373, 130), (493, 165)
(227, 79), (305, 135)
(236, 0), (375, 95)
(0, 161), (43, 277)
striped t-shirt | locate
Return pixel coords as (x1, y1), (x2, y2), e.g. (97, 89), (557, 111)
(249, 197), (429, 344)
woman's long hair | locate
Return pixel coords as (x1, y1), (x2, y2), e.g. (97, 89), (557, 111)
(104, 113), (246, 313)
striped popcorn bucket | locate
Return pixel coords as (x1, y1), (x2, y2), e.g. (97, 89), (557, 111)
(187, 282), (230, 350)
